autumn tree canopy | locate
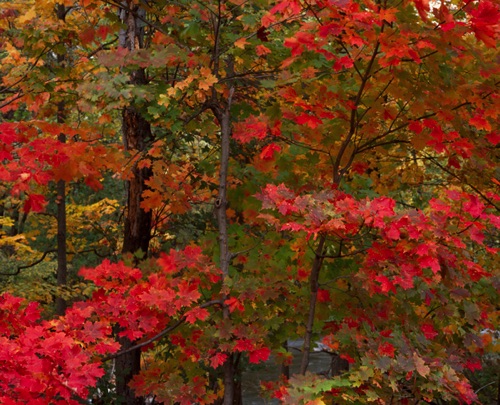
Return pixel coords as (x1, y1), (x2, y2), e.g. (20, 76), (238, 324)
(0, 0), (498, 404)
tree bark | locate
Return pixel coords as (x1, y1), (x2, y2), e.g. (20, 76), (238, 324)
(115, 333), (143, 405)
(214, 87), (237, 405)
(55, 3), (67, 317)
(115, 2), (153, 404)
(300, 236), (326, 375)
(55, 156), (67, 316)
(280, 341), (290, 379)
(116, 90), (151, 405)
(330, 353), (349, 377)
(121, 98), (153, 257)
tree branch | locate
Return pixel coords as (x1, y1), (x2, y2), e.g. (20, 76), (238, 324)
(101, 299), (223, 362)
(0, 247), (110, 277)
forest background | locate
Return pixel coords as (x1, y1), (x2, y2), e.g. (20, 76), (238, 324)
(0, 0), (499, 404)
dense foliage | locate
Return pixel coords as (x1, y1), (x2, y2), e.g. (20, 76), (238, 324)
(0, 0), (498, 404)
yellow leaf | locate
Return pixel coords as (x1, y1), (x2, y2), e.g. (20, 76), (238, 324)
(234, 37), (249, 49)
(198, 74), (218, 91)
(158, 94), (170, 107)
(306, 400), (326, 405)
(0, 217), (14, 227)
(17, 7), (37, 24)
(167, 87), (177, 97)
(175, 75), (194, 90)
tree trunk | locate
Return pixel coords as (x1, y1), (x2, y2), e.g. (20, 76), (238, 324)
(115, 333), (143, 405)
(116, 109), (152, 405)
(280, 341), (290, 379)
(212, 87), (239, 405)
(300, 236), (326, 375)
(121, 99), (153, 256)
(330, 353), (349, 377)
(115, 2), (153, 404)
(55, 4), (67, 317)
(55, 162), (67, 316)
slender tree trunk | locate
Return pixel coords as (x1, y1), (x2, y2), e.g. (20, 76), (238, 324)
(115, 2), (152, 404)
(55, 150), (67, 316)
(212, 87), (237, 405)
(280, 341), (290, 379)
(330, 353), (349, 377)
(55, 3), (67, 317)
(298, 31), (381, 377)
(300, 236), (326, 374)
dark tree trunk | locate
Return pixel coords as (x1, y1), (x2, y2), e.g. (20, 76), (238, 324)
(55, 3), (68, 317)
(115, 2), (153, 404)
(115, 333), (144, 405)
(116, 97), (153, 405)
(121, 100), (153, 257)
(280, 341), (290, 379)
(330, 353), (349, 377)
(300, 236), (326, 375)
(55, 163), (67, 316)
(211, 87), (241, 405)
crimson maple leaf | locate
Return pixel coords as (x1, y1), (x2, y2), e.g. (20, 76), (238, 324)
(184, 307), (210, 324)
(23, 194), (46, 213)
(249, 347), (271, 364)
(209, 352), (228, 369)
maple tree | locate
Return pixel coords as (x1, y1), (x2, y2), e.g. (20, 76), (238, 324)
(0, 0), (499, 404)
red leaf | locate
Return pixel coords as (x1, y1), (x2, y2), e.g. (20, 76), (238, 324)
(260, 143), (280, 160)
(225, 297), (244, 313)
(249, 347), (271, 364)
(385, 225), (400, 240)
(440, 21), (455, 32)
(97, 25), (112, 41)
(378, 342), (395, 358)
(210, 352), (228, 369)
(463, 195), (484, 217)
(233, 115), (268, 143)
(421, 323), (438, 340)
(184, 307), (210, 324)
(464, 358), (482, 372)
(380, 329), (393, 338)
(23, 194), (46, 213)
(157, 251), (178, 273)
(470, 0), (500, 48)
(79, 27), (96, 45)
(333, 56), (353, 72)
(486, 132), (500, 145)
(375, 275), (396, 294)
(0, 122), (19, 144)
(234, 338), (254, 352)
(340, 353), (355, 364)
(408, 120), (423, 134)
(270, 0), (302, 16)
(418, 255), (440, 273)
(413, 0), (430, 20)
(469, 114), (491, 131)
(317, 289), (330, 303)
(176, 281), (201, 307)
(294, 113), (323, 129)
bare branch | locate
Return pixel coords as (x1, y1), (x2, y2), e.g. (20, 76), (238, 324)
(0, 247), (110, 277)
